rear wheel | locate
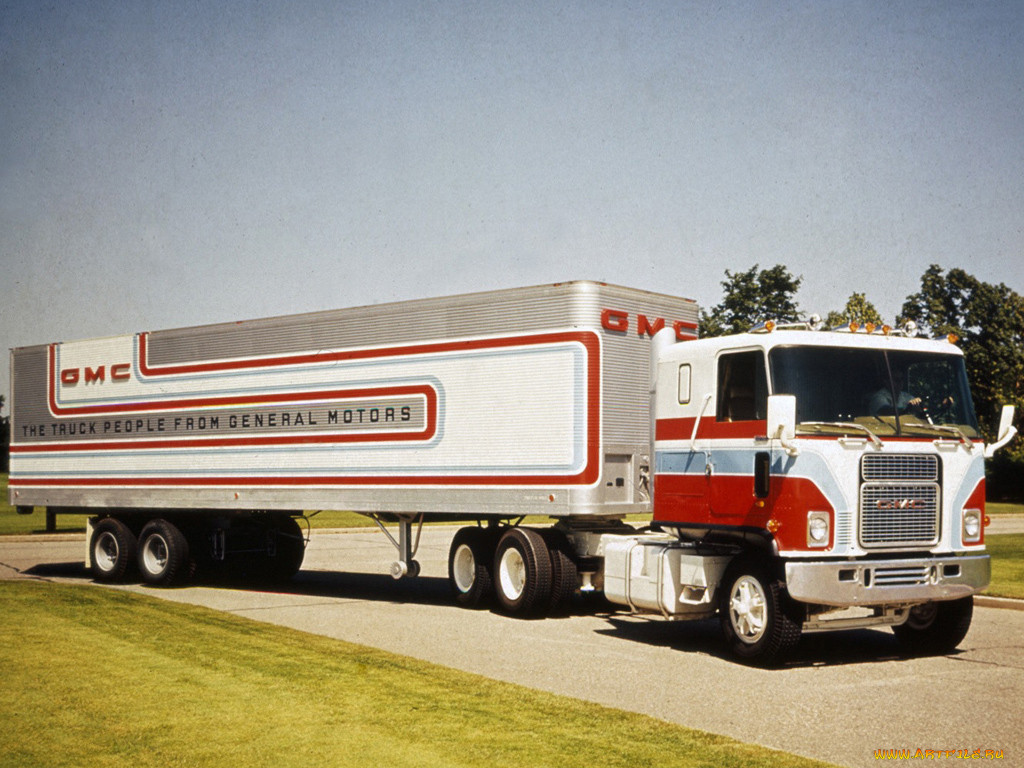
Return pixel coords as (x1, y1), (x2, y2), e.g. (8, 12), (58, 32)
(448, 527), (497, 608)
(138, 519), (191, 587)
(893, 598), (973, 655)
(542, 529), (578, 616)
(493, 528), (552, 617)
(90, 518), (137, 582)
(719, 559), (801, 665)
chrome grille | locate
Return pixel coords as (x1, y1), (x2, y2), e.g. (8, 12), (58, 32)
(862, 454), (938, 482)
(860, 455), (941, 548)
(872, 565), (931, 587)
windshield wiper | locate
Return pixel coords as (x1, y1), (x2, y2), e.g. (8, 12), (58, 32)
(798, 421), (884, 449)
(901, 420), (975, 449)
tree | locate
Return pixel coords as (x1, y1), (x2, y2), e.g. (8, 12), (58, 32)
(700, 264), (802, 337)
(901, 265), (1024, 498)
(824, 292), (883, 329)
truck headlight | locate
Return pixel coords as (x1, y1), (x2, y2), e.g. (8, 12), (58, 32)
(962, 509), (982, 544)
(807, 511), (830, 548)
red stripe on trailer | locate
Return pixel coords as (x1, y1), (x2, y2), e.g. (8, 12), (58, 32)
(33, 383), (438, 448)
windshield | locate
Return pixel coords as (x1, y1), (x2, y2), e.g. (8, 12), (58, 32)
(768, 345), (980, 439)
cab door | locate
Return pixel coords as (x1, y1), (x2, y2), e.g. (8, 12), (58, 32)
(709, 348), (769, 522)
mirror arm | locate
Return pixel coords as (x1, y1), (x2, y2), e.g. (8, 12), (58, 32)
(690, 394), (712, 452)
(985, 426), (1018, 458)
(985, 405), (1018, 458)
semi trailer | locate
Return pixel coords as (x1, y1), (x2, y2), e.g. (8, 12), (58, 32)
(8, 281), (1016, 662)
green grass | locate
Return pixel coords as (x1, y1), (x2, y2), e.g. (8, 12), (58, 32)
(0, 473), (83, 534)
(0, 581), (835, 768)
(986, 501), (1024, 515)
(985, 533), (1024, 599)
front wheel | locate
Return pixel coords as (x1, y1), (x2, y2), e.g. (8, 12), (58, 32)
(719, 559), (801, 665)
(892, 598), (973, 655)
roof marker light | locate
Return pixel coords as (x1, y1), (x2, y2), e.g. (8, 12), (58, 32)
(947, 333), (959, 344)
(848, 321), (860, 333)
(865, 322), (876, 334)
(764, 320), (776, 332)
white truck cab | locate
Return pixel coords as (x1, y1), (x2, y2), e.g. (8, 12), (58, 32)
(596, 321), (1014, 662)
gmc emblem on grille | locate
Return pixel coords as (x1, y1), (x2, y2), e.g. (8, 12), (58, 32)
(875, 498), (925, 510)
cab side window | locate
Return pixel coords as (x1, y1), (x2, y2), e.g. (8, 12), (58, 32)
(717, 351), (768, 422)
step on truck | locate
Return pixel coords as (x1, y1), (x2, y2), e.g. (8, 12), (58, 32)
(8, 281), (1017, 663)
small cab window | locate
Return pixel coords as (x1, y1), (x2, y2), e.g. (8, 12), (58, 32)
(678, 364), (691, 405)
(717, 350), (768, 422)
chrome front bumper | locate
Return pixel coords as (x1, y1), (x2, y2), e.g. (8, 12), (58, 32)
(784, 554), (990, 607)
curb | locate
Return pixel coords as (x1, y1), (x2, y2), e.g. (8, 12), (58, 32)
(975, 595), (1024, 611)
(1, 532), (86, 543)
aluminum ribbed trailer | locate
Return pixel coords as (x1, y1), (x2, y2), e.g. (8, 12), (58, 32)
(8, 281), (697, 597)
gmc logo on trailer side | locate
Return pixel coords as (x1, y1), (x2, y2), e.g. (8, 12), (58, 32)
(601, 308), (698, 341)
(61, 364), (132, 386)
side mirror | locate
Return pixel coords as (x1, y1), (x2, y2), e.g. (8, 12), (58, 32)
(985, 405), (1018, 458)
(767, 395), (796, 440)
(767, 394), (799, 456)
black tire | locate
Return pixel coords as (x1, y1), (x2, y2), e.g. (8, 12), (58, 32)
(137, 519), (191, 587)
(892, 597), (973, 655)
(448, 527), (496, 608)
(719, 559), (801, 665)
(542, 529), (578, 616)
(493, 528), (552, 617)
(90, 518), (137, 582)
(267, 516), (306, 581)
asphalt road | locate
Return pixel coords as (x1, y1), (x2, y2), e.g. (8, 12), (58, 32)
(2, 525), (1022, 768)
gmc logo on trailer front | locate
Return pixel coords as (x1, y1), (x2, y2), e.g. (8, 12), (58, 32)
(601, 309), (697, 341)
(61, 364), (131, 386)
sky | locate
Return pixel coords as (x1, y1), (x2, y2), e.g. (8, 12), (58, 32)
(2, 0), (1023, 406)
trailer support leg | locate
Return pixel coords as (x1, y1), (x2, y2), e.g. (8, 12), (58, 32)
(369, 514), (424, 579)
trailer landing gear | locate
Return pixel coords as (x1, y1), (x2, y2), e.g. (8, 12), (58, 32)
(368, 514), (424, 580)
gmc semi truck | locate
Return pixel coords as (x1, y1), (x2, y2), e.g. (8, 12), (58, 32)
(8, 282), (1016, 663)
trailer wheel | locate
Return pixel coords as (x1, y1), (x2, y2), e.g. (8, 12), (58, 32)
(719, 560), (801, 665)
(268, 516), (306, 581)
(90, 518), (137, 582)
(892, 598), (973, 655)
(448, 527), (496, 608)
(138, 519), (191, 587)
(494, 528), (552, 617)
